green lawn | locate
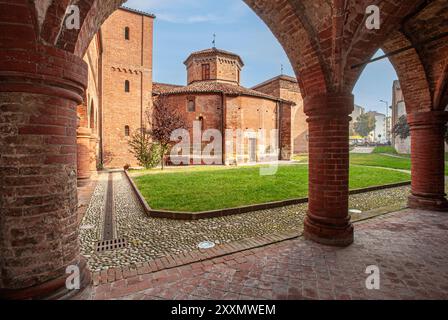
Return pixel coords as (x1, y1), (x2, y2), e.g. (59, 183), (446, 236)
(350, 154), (412, 171)
(296, 152), (448, 175)
(133, 164), (410, 212)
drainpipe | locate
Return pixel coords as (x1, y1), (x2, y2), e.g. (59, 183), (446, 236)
(277, 101), (282, 160)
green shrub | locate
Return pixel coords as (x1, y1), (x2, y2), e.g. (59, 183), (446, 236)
(128, 130), (161, 169)
(373, 146), (397, 154)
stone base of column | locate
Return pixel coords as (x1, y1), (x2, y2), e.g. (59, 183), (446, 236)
(304, 216), (354, 247)
(0, 257), (91, 300)
(408, 194), (448, 212)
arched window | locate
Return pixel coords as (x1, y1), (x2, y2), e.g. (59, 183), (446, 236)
(187, 98), (195, 112)
(198, 116), (204, 131)
(202, 64), (210, 80)
(125, 27), (130, 40)
(125, 125), (130, 137)
(125, 80), (130, 92)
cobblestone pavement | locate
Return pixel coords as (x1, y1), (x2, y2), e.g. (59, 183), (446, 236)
(80, 171), (410, 272)
(92, 209), (448, 300)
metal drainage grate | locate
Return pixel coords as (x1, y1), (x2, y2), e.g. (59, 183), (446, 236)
(95, 238), (128, 253)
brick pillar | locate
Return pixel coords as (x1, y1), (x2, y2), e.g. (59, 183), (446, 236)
(408, 111), (448, 211)
(77, 127), (92, 185)
(0, 45), (91, 299)
(303, 94), (354, 247)
(89, 133), (99, 175)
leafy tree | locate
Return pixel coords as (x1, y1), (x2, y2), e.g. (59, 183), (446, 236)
(128, 130), (160, 169)
(148, 96), (187, 170)
(392, 115), (410, 140)
(354, 113), (376, 138)
(393, 115), (448, 143)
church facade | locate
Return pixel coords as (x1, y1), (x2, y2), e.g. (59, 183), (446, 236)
(77, 6), (307, 182)
(153, 48), (295, 165)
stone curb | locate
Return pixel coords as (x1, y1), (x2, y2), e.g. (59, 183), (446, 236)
(125, 169), (410, 220)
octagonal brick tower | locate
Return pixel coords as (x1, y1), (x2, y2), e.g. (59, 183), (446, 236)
(184, 48), (244, 86)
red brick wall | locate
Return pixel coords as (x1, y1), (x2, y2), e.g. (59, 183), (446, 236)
(100, 9), (154, 168)
(253, 77), (307, 153)
(160, 93), (291, 164)
(157, 93), (223, 164)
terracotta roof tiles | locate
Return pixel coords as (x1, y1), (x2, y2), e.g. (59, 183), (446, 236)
(154, 81), (295, 104)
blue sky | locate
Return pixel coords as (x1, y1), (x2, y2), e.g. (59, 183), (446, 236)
(124, 0), (398, 114)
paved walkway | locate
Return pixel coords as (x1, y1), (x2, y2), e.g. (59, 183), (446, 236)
(91, 208), (448, 300)
(80, 171), (410, 273)
(379, 153), (410, 159)
(351, 147), (374, 154)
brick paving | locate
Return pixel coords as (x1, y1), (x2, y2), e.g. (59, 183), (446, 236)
(90, 208), (448, 300)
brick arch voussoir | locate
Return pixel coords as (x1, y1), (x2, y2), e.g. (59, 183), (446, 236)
(73, 0), (125, 56)
(0, 1), (39, 50)
(40, 0), (73, 45)
(434, 63), (448, 110)
(382, 30), (433, 113)
(342, 0), (425, 93)
(245, 0), (329, 97)
(56, 0), (98, 52)
(39, 0), (124, 56)
(44, 0), (329, 97)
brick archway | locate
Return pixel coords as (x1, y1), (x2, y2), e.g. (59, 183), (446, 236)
(380, 0), (448, 211)
(1, 0), (447, 299)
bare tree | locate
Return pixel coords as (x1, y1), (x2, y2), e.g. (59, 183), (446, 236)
(147, 95), (187, 170)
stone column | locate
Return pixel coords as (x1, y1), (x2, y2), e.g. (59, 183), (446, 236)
(0, 44), (90, 299)
(408, 111), (448, 211)
(77, 127), (92, 185)
(303, 93), (354, 247)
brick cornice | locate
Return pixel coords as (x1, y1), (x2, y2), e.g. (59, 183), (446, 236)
(108, 64), (151, 74)
(303, 93), (354, 119)
(407, 111), (448, 128)
(0, 45), (87, 104)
